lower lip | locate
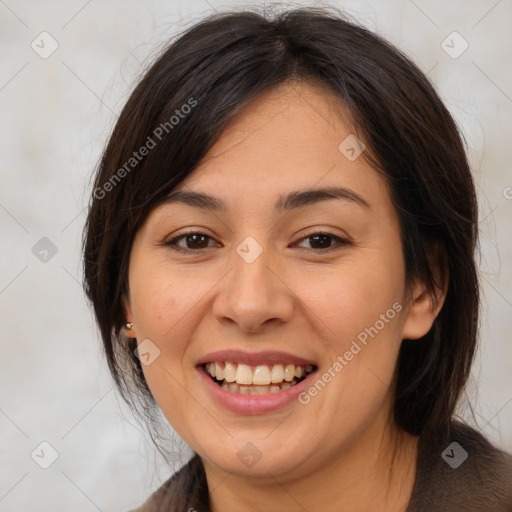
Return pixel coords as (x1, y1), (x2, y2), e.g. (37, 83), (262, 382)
(197, 366), (317, 415)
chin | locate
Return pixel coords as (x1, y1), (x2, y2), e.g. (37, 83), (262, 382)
(198, 436), (317, 479)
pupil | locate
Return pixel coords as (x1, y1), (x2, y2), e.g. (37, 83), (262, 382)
(311, 234), (329, 248)
(189, 234), (207, 248)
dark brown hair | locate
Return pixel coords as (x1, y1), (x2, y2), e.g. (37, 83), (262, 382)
(82, 5), (479, 509)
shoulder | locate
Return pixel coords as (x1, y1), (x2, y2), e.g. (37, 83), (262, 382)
(408, 421), (512, 512)
(127, 454), (208, 512)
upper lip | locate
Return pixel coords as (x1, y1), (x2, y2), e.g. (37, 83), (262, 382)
(196, 350), (317, 367)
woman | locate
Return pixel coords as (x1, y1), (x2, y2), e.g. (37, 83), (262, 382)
(82, 7), (512, 512)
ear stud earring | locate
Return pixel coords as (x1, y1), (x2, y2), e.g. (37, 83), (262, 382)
(125, 322), (134, 329)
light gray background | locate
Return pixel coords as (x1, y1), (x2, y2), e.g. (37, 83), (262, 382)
(1, 0), (511, 510)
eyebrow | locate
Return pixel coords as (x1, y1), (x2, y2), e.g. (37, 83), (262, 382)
(162, 186), (371, 211)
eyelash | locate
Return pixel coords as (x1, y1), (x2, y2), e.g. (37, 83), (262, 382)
(163, 230), (351, 254)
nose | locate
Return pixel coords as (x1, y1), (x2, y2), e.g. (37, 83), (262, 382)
(212, 244), (295, 334)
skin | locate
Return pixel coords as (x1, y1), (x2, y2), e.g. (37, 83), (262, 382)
(123, 81), (445, 512)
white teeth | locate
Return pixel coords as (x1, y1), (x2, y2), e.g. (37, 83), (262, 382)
(224, 362), (236, 382)
(252, 365), (271, 385)
(218, 379), (299, 395)
(205, 361), (315, 391)
(215, 362), (224, 380)
(284, 365), (295, 382)
(207, 363), (216, 378)
(270, 364), (284, 383)
(235, 364), (253, 385)
(239, 385), (249, 395)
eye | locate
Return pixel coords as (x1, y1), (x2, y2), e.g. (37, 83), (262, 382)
(164, 231), (220, 252)
(163, 230), (351, 254)
(294, 232), (351, 251)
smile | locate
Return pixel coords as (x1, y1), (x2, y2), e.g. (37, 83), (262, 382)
(204, 362), (316, 395)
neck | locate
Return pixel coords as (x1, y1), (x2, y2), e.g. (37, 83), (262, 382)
(203, 417), (419, 512)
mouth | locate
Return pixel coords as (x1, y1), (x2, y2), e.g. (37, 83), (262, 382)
(202, 361), (317, 395)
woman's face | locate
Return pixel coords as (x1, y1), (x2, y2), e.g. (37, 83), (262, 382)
(124, 82), (429, 480)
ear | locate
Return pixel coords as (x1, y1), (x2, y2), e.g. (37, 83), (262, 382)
(122, 294), (136, 338)
(402, 249), (448, 340)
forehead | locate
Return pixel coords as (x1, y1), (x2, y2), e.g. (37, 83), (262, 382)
(171, 81), (390, 213)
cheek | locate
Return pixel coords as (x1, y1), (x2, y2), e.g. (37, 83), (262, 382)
(129, 267), (204, 440)
(292, 275), (404, 448)
(292, 244), (406, 414)
(129, 260), (197, 342)
(127, 258), (219, 403)
(298, 258), (405, 349)
(126, 263), (189, 390)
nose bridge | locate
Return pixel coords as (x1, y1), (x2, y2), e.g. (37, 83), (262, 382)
(213, 236), (294, 331)
(232, 240), (272, 294)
